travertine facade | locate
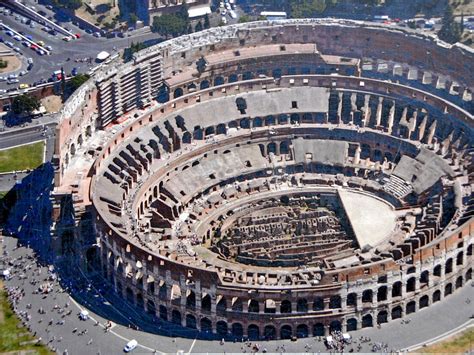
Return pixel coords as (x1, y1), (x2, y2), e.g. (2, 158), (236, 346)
(53, 19), (473, 340)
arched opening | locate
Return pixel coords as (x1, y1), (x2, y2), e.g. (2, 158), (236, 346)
(126, 287), (134, 304)
(159, 305), (167, 321)
(278, 114), (288, 125)
(242, 71), (253, 80)
(313, 323), (325, 336)
(456, 276), (463, 289)
(174, 88), (183, 99)
(136, 293), (144, 309)
(253, 117), (263, 127)
(239, 118), (250, 129)
(248, 299), (259, 313)
(186, 314), (197, 329)
(216, 321), (228, 337)
(146, 300), (155, 315)
(377, 310), (388, 324)
(347, 293), (357, 307)
(297, 299), (308, 313)
(159, 283), (167, 300)
(377, 286), (388, 302)
(420, 270), (429, 285)
(214, 76), (225, 86)
(290, 113), (300, 124)
(433, 264), (442, 277)
(228, 74), (238, 83)
(200, 80), (210, 90)
(193, 292), (207, 312)
(296, 324), (309, 338)
(182, 131), (192, 144)
(171, 309), (181, 324)
(280, 325), (292, 340)
(232, 323), (243, 338)
(467, 244), (473, 256)
(432, 290), (441, 303)
(232, 297), (243, 312)
(265, 115), (275, 126)
(445, 258), (453, 274)
(362, 290), (373, 303)
(406, 277), (416, 292)
(391, 306), (402, 319)
(330, 320), (342, 332)
(264, 325), (276, 340)
(313, 297), (324, 311)
(406, 301), (416, 314)
(392, 281), (402, 297)
(280, 141), (289, 154)
(445, 283), (453, 296)
(456, 251), (463, 266)
(329, 295), (341, 309)
(248, 324), (260, 340)
(280, 300), (292, 313)
(267, 142), (277, 155)
(205, 126), (215, 136)
(466, 268), (472, 281)
(201, 317), (212, 333)
(419, 295), (429, 309)
(347, 318), (358, 331)
(216, 297), (227, 314)
(186, 290), (196, 309)
(362, 314), (373, 328)
(216, 123), (226, 135)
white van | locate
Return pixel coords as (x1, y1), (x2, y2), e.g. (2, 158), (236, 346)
(124, 339), (138, 352)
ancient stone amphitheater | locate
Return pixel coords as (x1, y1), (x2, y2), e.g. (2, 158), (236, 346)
(53, 19), (473, 340)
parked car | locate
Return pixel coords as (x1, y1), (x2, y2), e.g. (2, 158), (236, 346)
(123, 340), (138, 353)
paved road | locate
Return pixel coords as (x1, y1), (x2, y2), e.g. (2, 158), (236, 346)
(0, 1), (161, 91)
(1, 234), (473, 354)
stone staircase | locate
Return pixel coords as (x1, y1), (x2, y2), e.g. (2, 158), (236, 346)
(383, 174), (413, 198)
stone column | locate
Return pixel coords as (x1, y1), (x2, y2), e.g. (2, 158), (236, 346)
(354, 146), (361, 165)
(375, 97), (383, 127)
(361, 94), (370, 127)
(337, 92), (343, 123)
(387, 101), (395, 134)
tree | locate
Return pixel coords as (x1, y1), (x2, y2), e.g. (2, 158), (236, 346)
(204, 14), (210, 29)
(130, 13), (138, 25)
(194, 20), (203, 32)
(12, 94), (40, 115)
(239, 14), (252, 23)
(152, 14), (187, 37)
(438, 5), (462, 44)
(0, 59), (8, 69)
(66, 74), (90, 95)
(52, 0), (82, 10)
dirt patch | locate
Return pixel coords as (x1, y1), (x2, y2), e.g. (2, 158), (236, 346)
(0, 44), (21, 74)
(76, 0), (120, 28)
(40, 95), (63, 113)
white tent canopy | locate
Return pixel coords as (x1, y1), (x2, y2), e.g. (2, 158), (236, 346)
(188, 5), (211, 18)
(96, 51), (110, 61)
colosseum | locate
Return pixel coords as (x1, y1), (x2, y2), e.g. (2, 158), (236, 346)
(51, 19), (473, 341)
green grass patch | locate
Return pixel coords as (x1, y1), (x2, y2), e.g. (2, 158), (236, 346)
(0, 142), (44, 173)
(0, 282), (52, 354)
(418, 328), (474, 353)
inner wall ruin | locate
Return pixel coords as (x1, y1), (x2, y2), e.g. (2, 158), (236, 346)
(52, 19), (473, 340)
